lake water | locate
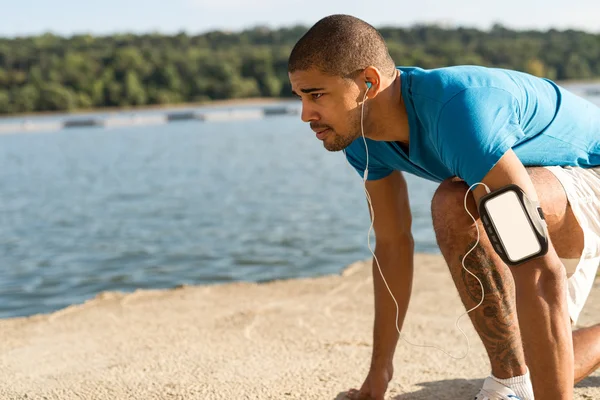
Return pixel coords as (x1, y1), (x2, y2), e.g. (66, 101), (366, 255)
(1, 86), (599, 319)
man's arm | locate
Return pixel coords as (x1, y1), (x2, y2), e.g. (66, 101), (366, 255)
(473, 149), (574, 400)
(365, 170), (414, 373)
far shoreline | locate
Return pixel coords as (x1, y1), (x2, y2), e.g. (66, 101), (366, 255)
(0, 77), (598, 121)
(0, 97), (299, 120)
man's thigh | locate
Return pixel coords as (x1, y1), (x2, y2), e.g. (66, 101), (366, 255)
(526, 167), (585, 259)
(442, 167), (585, 258)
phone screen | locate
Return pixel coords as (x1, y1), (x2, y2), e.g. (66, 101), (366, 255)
(484, 190), (541, 263)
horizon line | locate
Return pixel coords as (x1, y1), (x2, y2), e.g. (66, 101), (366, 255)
(1, 20), (599, 40)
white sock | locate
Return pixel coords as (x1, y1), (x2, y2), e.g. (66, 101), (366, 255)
(492, 367), (534, 400)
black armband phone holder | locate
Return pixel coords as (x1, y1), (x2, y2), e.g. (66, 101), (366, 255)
(477, 184), (549, 266)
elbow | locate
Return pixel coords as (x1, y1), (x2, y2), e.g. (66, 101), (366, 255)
(375, 232), (414, 252)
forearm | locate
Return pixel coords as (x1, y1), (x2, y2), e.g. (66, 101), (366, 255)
(514, 247), (574, 399)
(370, 236), (414, 370)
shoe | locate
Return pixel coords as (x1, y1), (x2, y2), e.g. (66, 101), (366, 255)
(474, 376), (522, 400)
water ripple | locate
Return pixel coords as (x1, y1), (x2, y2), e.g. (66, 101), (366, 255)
(0, 112), (444, 318)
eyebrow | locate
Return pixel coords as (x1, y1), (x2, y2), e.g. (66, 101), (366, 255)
(291, 87), (325, 97)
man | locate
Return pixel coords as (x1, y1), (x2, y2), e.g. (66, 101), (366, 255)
(287, 14), (600, 400)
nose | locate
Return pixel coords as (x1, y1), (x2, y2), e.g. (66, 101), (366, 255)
(300, 102), (319, 123)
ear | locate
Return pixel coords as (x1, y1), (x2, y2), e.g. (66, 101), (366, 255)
(362, 66), (382, 97)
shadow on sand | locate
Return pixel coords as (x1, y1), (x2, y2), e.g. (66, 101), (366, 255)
(576, 375), (600, 389)
(334, 378), (483, 400)
(333, 375), (600, 399)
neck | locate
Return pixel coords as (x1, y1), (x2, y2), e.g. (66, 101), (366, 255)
(365, 71), (410, 144)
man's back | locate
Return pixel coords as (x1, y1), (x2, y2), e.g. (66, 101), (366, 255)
(345, 65), (600, 187)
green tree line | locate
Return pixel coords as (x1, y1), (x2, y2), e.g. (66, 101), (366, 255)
(0, 24), (598, 115)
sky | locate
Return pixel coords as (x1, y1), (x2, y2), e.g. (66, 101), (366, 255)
(2, 0), (599, 37)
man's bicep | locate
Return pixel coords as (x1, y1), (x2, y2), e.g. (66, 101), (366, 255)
(471, 148), (535, 197)
(365, 171), (413, 245)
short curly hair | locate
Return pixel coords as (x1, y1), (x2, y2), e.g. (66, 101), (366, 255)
(288, 14), (396, 79)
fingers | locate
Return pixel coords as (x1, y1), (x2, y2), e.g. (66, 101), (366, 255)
(345, 388), (380, 400)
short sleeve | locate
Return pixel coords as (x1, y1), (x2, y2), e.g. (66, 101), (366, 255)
(344, 138), (394, 181)
(434, 87), (524, 187)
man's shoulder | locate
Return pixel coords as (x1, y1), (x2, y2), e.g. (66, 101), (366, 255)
(402, 64), (528, 82)
(402, 65), (533, 103)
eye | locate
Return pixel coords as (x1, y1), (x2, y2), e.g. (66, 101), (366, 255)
(311, 93), (323, 100)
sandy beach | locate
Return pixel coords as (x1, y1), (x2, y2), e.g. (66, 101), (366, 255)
(0, 253), (598, 399)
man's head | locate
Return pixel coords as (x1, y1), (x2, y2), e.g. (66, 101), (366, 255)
(288, 14), (396, 151)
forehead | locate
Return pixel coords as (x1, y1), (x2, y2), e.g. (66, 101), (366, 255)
(289, 69), (347, 93)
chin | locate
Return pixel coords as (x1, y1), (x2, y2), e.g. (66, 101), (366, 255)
(322, 137), (349, 152)
(323, 143), (344, 152)
(323, 131), (359, 152)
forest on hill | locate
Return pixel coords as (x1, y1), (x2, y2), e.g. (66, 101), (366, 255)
(0, 24), (598, 114)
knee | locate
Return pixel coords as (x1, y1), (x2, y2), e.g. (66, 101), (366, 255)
(512, 254), (568, 294)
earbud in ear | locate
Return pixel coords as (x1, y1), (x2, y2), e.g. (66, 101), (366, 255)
(366, 82), (372, 90)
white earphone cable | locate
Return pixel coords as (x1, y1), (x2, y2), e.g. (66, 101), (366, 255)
(360, 85), (491, 359)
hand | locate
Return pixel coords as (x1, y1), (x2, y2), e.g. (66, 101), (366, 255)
(346, 364), (393, 400)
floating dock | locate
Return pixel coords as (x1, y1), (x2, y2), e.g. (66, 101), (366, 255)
(0, 105), (299, 135)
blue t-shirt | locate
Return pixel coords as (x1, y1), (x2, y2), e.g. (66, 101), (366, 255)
(344, 66), (600, 187)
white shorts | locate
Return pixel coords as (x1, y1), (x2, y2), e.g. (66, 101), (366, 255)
(543, 165), (600, 325)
